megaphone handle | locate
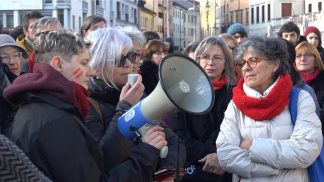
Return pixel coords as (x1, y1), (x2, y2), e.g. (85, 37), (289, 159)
(160, 146), (168, 158)
(137, 124), (168, 158)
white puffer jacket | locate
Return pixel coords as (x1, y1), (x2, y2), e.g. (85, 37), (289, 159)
(216, 83), (323, 182)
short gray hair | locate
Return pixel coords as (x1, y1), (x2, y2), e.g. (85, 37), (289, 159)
(33, 29), (87, 63)
(32, 16), (62, 36)
(121, 26), (146, 47)
(234, 37), (290, 80)
(87, 27), (133, 89)
(195, 36), (237, 85)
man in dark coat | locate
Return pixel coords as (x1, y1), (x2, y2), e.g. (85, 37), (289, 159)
(4, 29), (167, 182)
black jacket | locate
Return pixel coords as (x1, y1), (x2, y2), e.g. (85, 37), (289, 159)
(87, 77), (186, 171)
(170, 85), (233, 181)
(4, 63), (160, 182)
(140, 60), (159, 95)
(307, 71), (324, 134)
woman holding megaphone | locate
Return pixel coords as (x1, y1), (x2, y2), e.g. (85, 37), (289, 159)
(170, 36), (236, 182)
(85, 27), (186, 181)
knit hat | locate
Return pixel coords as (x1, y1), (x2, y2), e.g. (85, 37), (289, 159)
(304, 26), (321, 38)
(227, 23), (247, 35)
(0, 34), (27, 58)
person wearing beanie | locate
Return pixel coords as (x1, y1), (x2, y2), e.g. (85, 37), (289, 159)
(227, 23), (247, 44)
(278, 21), (306, 46)
(304, 26), (324, 62)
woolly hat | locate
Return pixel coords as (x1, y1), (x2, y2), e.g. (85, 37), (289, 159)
(0, 34), (27, 58)
(227, 23), (246, 35)
(304, 26), (321, 39)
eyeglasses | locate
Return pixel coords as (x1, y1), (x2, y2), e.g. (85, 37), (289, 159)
(118, 51), (137, 67)
(240, 57), (269, 68)
(296, 53), (314, 59)
(199, 54), (224, 63)
(0, 52), (23, 64)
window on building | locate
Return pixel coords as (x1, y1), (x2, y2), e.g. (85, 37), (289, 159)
(256, 6), (259, 23)
(261, 5), (265, 22)
(7, 13), (14, 29)
(72, 15), (75, 30)
(282, 3), (292, 17)
(246, 9), (249, 24)
(230, 11), (233, 23)
(308, 4), (312, 13)
(79, 17), (81, 29)
(251, 7), (254, 24)
(44, 0), (52, 3)
(319, 2), (322, 12)
(57, 9), (64, 26)
(268, 4), (271, 21)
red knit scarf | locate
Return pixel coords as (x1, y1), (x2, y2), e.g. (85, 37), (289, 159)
(211, 76), (227, 90)
(71, 81), (89, 118)
(301, 69), (319, 84)
(232, 74), (292, 121)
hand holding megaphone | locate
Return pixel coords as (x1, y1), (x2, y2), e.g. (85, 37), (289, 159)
(141, 125), (168, 152)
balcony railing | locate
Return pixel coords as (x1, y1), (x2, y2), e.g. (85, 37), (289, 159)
(56, 0), (71, 8)
(82, 1), (88, 13)
(96, 6), (104, 16)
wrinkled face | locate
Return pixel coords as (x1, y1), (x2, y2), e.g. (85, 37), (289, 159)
(295, 49), (316, 75)
(306, 32), (320, 48)
(282, 31), (299, 46)
(24, 18), (38, 41)
(132, 42), (143, 73)
(111, 48), (133, 88)
(198, 45), (225, 80)
(152, 49), (165, 65)
(84, 21), (106, 38)
(0, 46), (22, 76)
(60, 50), (91, 89)
(241, 51), (279, 93)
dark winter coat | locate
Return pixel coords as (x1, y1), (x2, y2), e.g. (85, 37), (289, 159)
(4, 63), (160, 182)
(307, 71), (324, 134)
(139, 60), (159, 95)
(170, 85), (234, 182)
(86, 77), (186, 171)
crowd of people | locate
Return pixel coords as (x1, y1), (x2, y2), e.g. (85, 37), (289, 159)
(0, 10), (323, 182)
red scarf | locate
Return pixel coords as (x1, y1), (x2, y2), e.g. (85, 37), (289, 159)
(232, 74), (292, 121)
(71, 81), (89, 118)
(301, 69), (319, 84)
(211, 76), (227, 90)
(28, 51), (36, 73)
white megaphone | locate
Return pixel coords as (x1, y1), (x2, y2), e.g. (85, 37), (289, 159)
(118, 54), (214, 158)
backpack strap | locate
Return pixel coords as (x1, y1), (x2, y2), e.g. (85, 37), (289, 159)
(289, 87), (301, 125)
(87, 97), (104, 123)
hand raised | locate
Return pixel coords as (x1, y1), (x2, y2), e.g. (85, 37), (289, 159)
(119, 75), (144, 105)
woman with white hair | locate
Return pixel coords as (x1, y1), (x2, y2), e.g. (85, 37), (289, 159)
(85, 27), (185, 180)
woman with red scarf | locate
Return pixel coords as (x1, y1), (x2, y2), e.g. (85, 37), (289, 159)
(170, 36), (236, 182)
(295, 41), (324, 134)
(216, 37), (322, 182)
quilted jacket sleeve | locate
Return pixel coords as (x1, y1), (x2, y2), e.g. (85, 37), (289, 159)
(249, 90), (323, 169)
(216, 100), (280, 178)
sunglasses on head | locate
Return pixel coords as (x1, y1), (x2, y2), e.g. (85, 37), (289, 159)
(118, 51), (137, 67)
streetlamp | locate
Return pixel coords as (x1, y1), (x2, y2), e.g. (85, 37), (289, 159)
(205, 0), (210, 36)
